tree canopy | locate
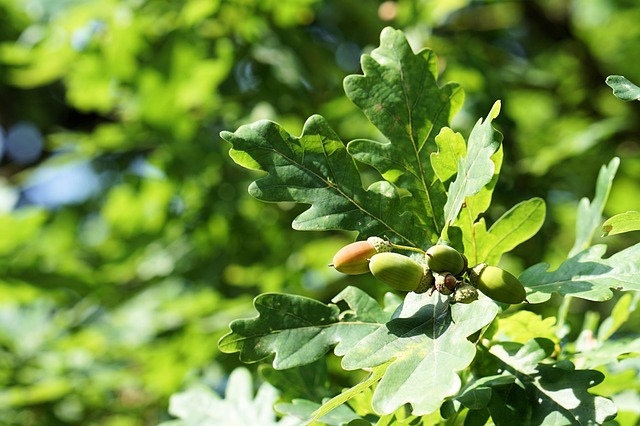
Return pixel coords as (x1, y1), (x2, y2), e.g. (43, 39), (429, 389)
(1, 1), (640, 425)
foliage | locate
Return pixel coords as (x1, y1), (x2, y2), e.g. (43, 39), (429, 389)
(158, 367), (299, 426)
(606, 76), (640, 102)
(1, 0), (640, 425)
(215, 27), (638, 425)
(602, 211), (640, 236)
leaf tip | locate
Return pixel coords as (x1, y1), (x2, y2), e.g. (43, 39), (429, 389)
(380, 25), (398, 38)
(609, 156), (621, 169)
(219, 130), (233, 141)
(605, 74), (623, 87)
(489, 100), (501, 120)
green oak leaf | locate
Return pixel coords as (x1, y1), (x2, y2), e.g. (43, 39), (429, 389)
(221, 114), (423, 245)
(260, 360), (332, 402)
(345, 27), (464, 245)
(442, 101), (503, 231)
(597, 292), (639, 341)
(606, 75), (640, 101)
(159, 367), (298, 426)
(602, 210), (640, 236)
(476, 197), (546, 266)
(575, 337), (640, 370)
(440, 374), (517, 418)
(520, 242), (640, 303)
(572, 293), (640, 368)
(428, 106), (509, 258)
(570, 157), (619, 256)
(445, 144), (504, 262)
(450, 197), (544, 267)
(485, 383), (529, 426)
(306, 363), (390, 425)
(493, 310), (558, 345)
(217, 286), (390, 369)
(521, 158), (619, 302)
(341, 292), (499, 415)
(275, 398), (364, 426)
(490, 338), (617, 425)
(454, 144), (503, 228)
(431, 128), (467, 184)
(531, 364), (617, 425)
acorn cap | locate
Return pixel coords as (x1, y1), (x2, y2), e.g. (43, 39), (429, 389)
(414, 268), (434, 294)
(452, 282), (478, 304)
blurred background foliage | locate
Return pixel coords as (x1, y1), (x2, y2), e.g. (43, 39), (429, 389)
(1, 0), (640, 424)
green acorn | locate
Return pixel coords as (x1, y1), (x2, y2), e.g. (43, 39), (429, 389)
(425, 245), (467, 276)
(369, 252), (429, 292)
(469, 264), (527, 304)
(330, 237), (391, 275)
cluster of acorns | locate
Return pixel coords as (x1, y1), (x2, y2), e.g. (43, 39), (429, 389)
(330, 237), (527, 305)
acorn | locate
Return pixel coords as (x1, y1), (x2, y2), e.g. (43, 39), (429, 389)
(434, 273), (458, 295)
(425, 245), (467, 276)
(369, 252), (429, 292)
(469, 264), (527, 304)
(452, 282), (479, 304)
(330, 237), (392, 275)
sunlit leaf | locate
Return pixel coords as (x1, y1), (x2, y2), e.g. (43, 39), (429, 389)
(493, 310), (558, 345)
(477, 197), (546, 265)
(606, 75), (640, 101)
(431, 128), (467, 184)
(570, 293), (640, 369)
(570, 157), (619, 256)
(345, 27), (464, 245)
(490, 338), (617, 425)
(597, 292), (639, 341)
(260, 360), (332, 402)
(308, 362), (390, 424)
(341, 293), (499, 415)
(442, 101), (502, 231)
(159, 368), (299, 426)
(221, 115), (423, 246)
(275, 398), (363, 426)
(602, 210), (640, 236)
(521, 242), (640, 303)
(217, 286), (389, 369)
(457, 145), (503, 227)
(575, 337), (640, 370)
(446, 146), (503, 264)
(448, 162), (543, 269)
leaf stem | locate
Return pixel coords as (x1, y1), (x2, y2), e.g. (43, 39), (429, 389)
(556, 295), (573, 340)
(389, 243), (426, 254)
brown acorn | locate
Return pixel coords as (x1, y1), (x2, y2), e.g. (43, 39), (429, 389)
(330, 236), (391, 275)
(434, 273), (458, 295)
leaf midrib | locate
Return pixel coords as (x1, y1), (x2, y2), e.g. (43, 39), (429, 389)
(261, 133), (417, 244)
